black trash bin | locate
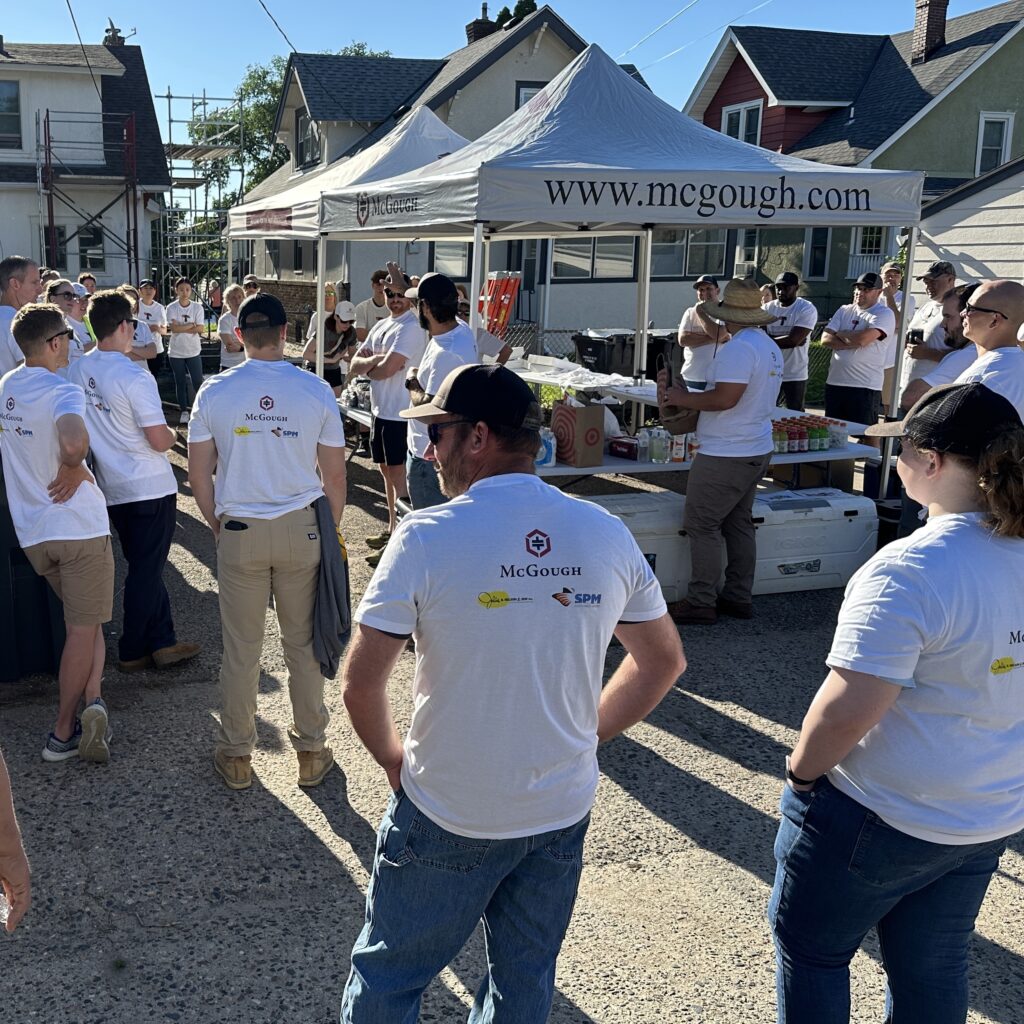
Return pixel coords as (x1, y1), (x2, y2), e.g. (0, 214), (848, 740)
(0, 469), (65, 683)
(572, 332), (618, 373)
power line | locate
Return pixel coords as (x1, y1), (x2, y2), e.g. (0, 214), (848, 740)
(253, 0), (374, 139)
(618, 0), (705, 60)
(65, 0), (103, 102)
(640, 0), (775, 70)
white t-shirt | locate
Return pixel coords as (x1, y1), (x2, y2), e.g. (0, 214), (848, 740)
(217, 311), (244, 368)
(132, 318), (163, 357)
(824, 301), (896, 391)
(899, 298), (947, 389)
(882, 290), (917, 369)
(138, 300), (166, 333)
(764, 297), (818, 382)
(364, 310), (427, 422)
(68, 349), (175, 506)
(0, 306), (25, 376)
(57, 318), (91, 379)
(408, 322), (479, 458)
(955, 345), (1024, 421)
(921, 345), (976, 389)
(165, 300), (205, 358)
(0, 365), (109, 547)
(188, 359), (346, 519)
(679, 305), (726, 383)
(356, 472), (667, 839)
(827, 513), (1024, 845)
(696, 326), (782, 458)
(355, 296), (389, 335)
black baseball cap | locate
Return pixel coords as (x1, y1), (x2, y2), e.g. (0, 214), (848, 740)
(775, 271), (800, 287)
(139, 278), (156, 287)
(693, 274), (718, 289)
(406, 272), (458, 305)
(855, 272), (884, 289)
(917, 260), (955, 281)
(400, 363), (543, 430)
(238, 292), (287, 330)
(866, 382), (1022, 456)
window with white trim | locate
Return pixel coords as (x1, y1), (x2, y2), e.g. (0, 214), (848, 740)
(685, 229), (727, 277)
(649, 229), (727, 279)
(434, 241), (469, 279)
(803, 227), (830, 281)
(516, 82), (547, 109)
(976, 112), (1013, 175)
(295, 109), (321, 168)
(651, 229), (687, 277)
(0, 81), (21, 149)
(734, 228), (759, 277)
(266, 239), (281, 278)
(552, 237), (636, 280)
(79, 224), (105, 271)
(851, 226), (886, 257)
(45, 226), (68, 271)
(721, 100), (762, 146)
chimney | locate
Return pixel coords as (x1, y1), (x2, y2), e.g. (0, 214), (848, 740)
(466, 3), (498, 44)
(103, 20), (126, 46)
(911, 0), (948, 65)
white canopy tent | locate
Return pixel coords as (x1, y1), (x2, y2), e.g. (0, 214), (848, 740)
(316, 45), (924, 491)
(227, 105), (469, 240)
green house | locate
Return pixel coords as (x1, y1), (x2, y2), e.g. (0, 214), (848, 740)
(684, 0), (1024, 314)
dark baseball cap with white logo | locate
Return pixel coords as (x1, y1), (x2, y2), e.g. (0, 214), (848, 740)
(238, 293), (287, 330)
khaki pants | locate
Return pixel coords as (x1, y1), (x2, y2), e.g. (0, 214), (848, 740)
(216, 506), (328, 757)
(684, 452), (772, 608)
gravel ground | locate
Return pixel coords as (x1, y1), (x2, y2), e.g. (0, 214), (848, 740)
(1, 433), (1021, 1023)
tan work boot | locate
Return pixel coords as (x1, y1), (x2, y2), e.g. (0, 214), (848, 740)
(152, 642), (202, 668)
(297, 747), (335, 788)
(214, 751), (252, 790)
(118, 655), (153, 673)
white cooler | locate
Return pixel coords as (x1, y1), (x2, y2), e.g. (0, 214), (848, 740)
(584, 487), (877, 600)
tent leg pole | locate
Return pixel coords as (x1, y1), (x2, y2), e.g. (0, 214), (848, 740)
(540, 240), (553, 355)
(469, 222), (484, 331)
(632, 228), (653, 431)
(482, 238), (491, 333)
(316, 233), (326, 379)
(879, 224), (918, 499)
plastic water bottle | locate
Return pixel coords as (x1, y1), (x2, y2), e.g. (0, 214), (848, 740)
(651, 428), (670, 464)
(637, 428), (650, 462)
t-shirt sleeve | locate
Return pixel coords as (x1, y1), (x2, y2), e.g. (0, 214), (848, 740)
(355, 301), (372, 332)
(388, 320), (424, 361)
(317, 382), (347, 447)
(709, 337), (754, 385)
(680, 307), (697, 334)
(795, 302), (819, 330)
(355, 521), (426, 635)
(53, 380), (86, 419)
(826, 554), (942, 685)
(863, 306), (896, 340)
(187, 382), (214, 443)
(129, 372), (168, 429)
(923, 347), (975, 387)
(132, 321), (153, 347)
(825, 309), (843, 332)
(217, 313), (234, 335)
(619, 535), (668, 623)
(424, 346), (471, 393)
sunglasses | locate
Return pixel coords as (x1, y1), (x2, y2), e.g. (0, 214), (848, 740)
(121, 317), (139, 330)
(51, 290), (76, 300)
(385, 289), (407, 300)
(243, 284), (258, 290)
(426, 419), (474, 445)
(47, 328), (74, 343)
(962, 302), (1007, 320)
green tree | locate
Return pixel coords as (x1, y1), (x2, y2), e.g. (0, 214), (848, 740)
(512, 0), (537, 19)
(495, 5), (513, 26)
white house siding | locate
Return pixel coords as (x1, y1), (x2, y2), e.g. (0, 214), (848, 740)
(2, 185), (152, 288)
(912, 173), (1024, 305)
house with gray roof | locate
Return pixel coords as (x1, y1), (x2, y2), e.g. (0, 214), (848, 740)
(244, 4), (670, 333)
(0, 27), (169, 286)
(683, 0), (1024, 312)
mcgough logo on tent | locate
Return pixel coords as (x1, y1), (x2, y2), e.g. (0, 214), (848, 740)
(355, 192), (422, 227)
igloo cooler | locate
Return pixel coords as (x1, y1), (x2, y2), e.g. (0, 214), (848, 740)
(583, 487), (877, 600)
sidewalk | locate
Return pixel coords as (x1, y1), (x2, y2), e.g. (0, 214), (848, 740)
(1, 443), (1020, 1023)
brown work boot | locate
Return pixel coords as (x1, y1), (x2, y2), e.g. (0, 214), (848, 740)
(152, 642), (202, 668)
(297, 747), (335, 788)
(669, 599), (718, 626)
(214, 751), (252, 790)
(716, 597), (754, 620)
(117, 655), (153, 673)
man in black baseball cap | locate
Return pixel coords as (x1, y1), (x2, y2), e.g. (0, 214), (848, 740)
(678, 275), (727, 391)
(237, 291), (288, 330)
(765, 271), (818, 410)
(916, 260), (956, 282)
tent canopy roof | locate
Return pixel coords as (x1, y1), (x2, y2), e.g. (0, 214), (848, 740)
(228, 106), (468, 240)
(320, 45), (923, 239)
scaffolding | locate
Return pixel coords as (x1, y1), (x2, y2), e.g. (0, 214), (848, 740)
(155, 88), (244, 302)
(37, 108), (142, 282)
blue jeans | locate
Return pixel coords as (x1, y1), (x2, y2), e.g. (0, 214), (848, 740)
(769, 777), (1007, 1024)
(342, 789), (589, 1023)
(405, 452), (446, 510)
(169, 354), (204, 410)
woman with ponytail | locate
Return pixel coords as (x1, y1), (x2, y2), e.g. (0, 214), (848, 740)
(769, 381), (1024, 1024)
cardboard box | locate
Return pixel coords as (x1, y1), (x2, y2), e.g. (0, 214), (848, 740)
(551, 400), (605, 467)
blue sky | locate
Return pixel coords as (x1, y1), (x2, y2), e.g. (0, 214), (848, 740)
(5, 0), (991, 130)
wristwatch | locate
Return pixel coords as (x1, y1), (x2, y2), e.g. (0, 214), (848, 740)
(785, 756), (818, 788)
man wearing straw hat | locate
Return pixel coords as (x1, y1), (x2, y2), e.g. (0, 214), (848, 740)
(657, 278), (782, 626)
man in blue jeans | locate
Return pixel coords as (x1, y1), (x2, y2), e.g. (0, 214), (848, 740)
(340, 364), (685, 1022)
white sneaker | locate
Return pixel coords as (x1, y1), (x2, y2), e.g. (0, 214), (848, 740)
(179, 411), (190, 425)
(79, 699), (110, 764)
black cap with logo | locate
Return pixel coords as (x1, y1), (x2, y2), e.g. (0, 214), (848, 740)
(400, 363), (543, 431)
(866, 382), (1022, 457)
(238, 292), (287, 330)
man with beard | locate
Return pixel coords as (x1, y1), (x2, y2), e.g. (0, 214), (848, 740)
(402, 271), (477, 509)
(339, 363), (684, 1023)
